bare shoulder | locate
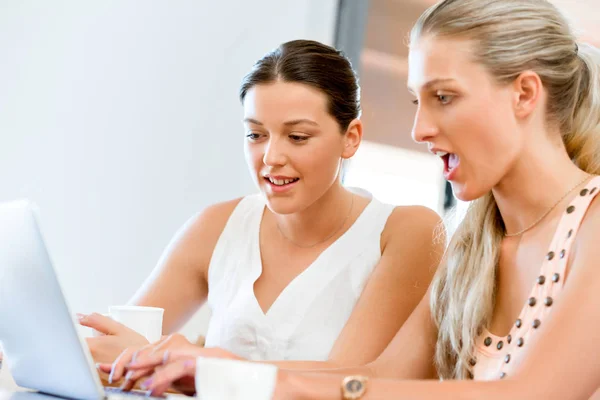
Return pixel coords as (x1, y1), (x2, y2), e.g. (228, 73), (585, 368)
(184, 197), (244, 245)
(171, 197), (244, 278)
(382, 205), (446, 249)
(378, 205), (446, 284)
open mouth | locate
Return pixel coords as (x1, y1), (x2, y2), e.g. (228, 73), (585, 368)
(436, 151), (460, 179)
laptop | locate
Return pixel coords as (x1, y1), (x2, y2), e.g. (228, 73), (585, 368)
(0, 200), (160, 399)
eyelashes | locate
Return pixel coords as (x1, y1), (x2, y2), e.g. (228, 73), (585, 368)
(411, 94), (455, 106)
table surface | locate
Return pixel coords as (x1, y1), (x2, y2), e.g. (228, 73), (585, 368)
(0, 387), (189, 400)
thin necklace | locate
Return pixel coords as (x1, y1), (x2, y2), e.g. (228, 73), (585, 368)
(277, 194), (355, 248)
(504, 174), (591, 237)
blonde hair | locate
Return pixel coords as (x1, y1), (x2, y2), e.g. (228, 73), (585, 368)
(410, 0), (600, 379)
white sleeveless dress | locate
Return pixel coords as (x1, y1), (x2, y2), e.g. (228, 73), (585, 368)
(204, 188), (396, 361)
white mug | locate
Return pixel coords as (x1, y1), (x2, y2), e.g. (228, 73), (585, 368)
(195, 357), (278, 400)
(108, 306), (164, 343)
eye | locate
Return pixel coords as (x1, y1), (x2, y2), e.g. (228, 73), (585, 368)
(437, 94), (454, 105)
(412, 99), (419, 106)
(245, 132), (262, 141)
(289, 134), (309, 142)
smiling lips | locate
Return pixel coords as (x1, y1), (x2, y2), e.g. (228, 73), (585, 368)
(263, 175), (300, 193)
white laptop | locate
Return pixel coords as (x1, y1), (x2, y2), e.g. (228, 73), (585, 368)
(0, 200), (159, 399)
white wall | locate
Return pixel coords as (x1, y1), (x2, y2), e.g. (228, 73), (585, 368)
(0, 0), (338, 339)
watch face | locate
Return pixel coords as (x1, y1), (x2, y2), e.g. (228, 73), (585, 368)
(345, 379), (363, 393)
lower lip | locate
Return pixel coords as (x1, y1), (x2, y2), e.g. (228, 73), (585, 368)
(443, 159), (459, 181)
(265, 178), (299, 193)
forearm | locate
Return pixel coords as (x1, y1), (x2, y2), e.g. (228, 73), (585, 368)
(265, 360), (375, 376)
(283, 374), (547, 400)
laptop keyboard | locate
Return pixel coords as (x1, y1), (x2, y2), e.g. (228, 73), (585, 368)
(105, 386), (166, 399)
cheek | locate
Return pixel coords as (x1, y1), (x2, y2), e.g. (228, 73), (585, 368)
(449, 97), (518, 163)
(309, 141), (343, 167)
(459, 122), (522, 196)
(292, 141), (343, 182)
(244, 144), (263, 171)
(475, 106), (521, 165)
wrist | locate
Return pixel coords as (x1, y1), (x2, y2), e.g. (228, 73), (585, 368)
(276, 370), (313, 400)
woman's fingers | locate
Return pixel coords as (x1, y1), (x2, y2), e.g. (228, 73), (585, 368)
(114, 339), (179, 390)
(110, 340), (161, 382)
(123, 351), (196, 392)
(107, 334), (202, 392)
(96, 362), (112, 374)
(77, 313), (126, 335)
(120, 366), (156, 391)
(142, 359), (197, 397)
(109, 347), (138, 383)
(127, 349), (172, 370)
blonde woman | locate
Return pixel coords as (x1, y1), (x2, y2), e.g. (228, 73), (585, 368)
(121, 1), (600, 399)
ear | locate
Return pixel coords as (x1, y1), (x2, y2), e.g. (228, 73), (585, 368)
(512, 70), (543, 120)
(341, 119), (363, 159)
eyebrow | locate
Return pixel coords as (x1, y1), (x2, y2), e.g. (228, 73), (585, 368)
(408, 78), (457, 93)
(243, 118), (319, 127)
(243, 118), (263, 125)
(283, 118), (319, 127)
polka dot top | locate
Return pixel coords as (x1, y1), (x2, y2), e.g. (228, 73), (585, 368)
(473, 176), (600, 382)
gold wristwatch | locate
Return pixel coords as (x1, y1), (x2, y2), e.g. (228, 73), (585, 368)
(341, 375), (368, 400)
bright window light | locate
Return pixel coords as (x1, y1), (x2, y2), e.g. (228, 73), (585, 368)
(343, 140), (446, 214)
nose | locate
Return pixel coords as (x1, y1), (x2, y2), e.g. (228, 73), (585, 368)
(263, 137), (287, 167)
(411, 105), (439, 144)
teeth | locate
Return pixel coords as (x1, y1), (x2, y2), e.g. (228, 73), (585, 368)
(435, 151), (448, 157)
(268, 177), (297, 186)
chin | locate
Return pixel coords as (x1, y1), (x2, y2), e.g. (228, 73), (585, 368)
(451, 181), (490, 202)
(263, 195), (300, 215)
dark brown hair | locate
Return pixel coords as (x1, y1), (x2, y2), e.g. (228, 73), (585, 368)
(239, 39), (361, 131)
